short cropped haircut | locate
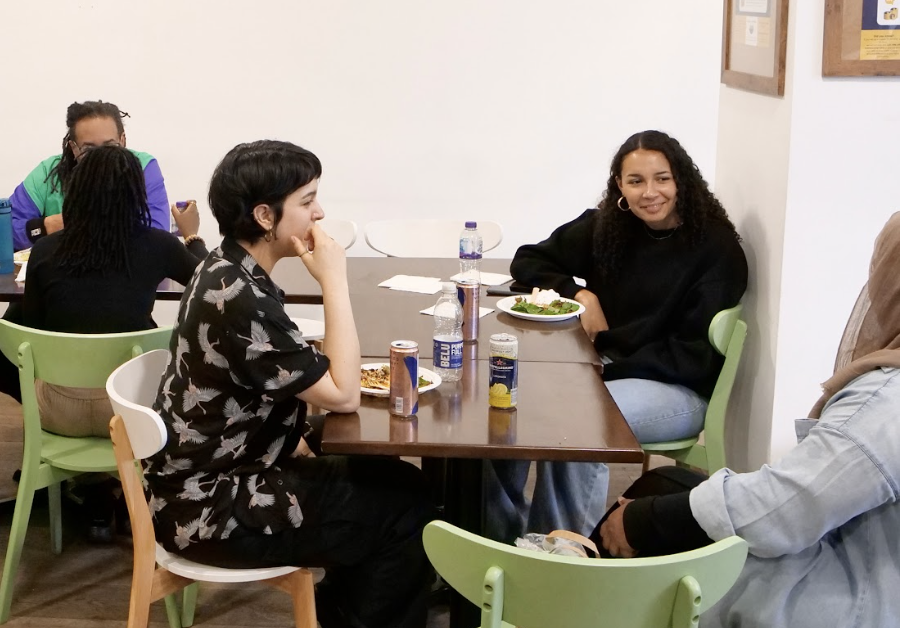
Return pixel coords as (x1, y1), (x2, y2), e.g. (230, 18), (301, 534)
(208, 140), (322, 242)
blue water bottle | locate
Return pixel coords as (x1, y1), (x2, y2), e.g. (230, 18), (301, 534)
(0, 199), (14, 274)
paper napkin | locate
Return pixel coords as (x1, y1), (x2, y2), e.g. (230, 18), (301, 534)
(378, 275), (443, 294)
(420, 305), (494, 318)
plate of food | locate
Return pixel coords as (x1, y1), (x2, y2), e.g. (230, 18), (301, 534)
(13, 249), (30, 265)
(360, 363), (442, 397)
(495, 289), (585, 322)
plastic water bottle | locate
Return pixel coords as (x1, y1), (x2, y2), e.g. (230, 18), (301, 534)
(459, 221), (482, 283)
(0, 199), (14, 274)
(433, 282), (464, 382)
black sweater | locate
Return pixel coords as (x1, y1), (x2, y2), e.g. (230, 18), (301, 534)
(510, 209), (748, 398)
(22, 228), (207, 333)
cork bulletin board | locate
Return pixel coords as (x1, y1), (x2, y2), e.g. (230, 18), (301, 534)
(721, 0), (789, 96)
(823, 0), (900, 76)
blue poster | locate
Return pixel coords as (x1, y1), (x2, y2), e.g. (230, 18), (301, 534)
(862, 0), (899, 30)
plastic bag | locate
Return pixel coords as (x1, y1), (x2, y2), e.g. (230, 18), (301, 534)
(514, 529), (599, 558)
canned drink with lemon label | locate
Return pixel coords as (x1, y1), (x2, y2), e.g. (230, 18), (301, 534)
(489, 333), (518, 408)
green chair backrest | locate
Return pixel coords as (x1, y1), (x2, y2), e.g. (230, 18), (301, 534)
(0, 319), (173, 389)
(703, 305), (747, 472)
(424, 521), (748, 628)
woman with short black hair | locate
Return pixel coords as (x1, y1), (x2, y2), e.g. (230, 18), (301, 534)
(145, 140), (434, 628)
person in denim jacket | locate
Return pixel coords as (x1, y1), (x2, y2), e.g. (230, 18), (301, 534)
(598, 212), (900, 627)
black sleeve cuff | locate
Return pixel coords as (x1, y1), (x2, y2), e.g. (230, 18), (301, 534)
(25, 217), (46, 243)
(186, 239), (209, 259)
(623, 493), (713, 556)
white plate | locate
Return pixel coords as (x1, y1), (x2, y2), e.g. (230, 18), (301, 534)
(360, 363), (442, 397)
(495, 295), (585, 322)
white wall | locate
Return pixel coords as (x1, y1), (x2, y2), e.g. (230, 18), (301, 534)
(712, 86), (793, 471)
(770, 1), (900, 462)
(0, 1), (723, 260)
(711, 0), (797, 471)
(716, 0), (900, 467)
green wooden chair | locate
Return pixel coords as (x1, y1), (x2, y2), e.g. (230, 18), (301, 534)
(641, 305), (747, 474)
(0, 319), (172, 624)
(423, 520), (748, 628)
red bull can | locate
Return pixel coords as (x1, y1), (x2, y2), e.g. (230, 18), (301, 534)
(456, 280), (480, 343)
(489, 333), (518, 409)
(389, 340), (419, 417)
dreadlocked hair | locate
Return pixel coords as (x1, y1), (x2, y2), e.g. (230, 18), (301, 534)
(592, 130), (740, 280)
(55, 145), (150, 277)
(45, 100), (129, 195)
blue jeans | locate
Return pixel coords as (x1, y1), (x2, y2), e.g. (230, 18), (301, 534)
(484, 378), (707, 542)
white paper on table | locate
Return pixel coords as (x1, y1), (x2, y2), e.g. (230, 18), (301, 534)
(15, 263), (26, 283)
(420, 305), (494, 318)
(378, 275), (443, 294)
(448, 271), (513, 286)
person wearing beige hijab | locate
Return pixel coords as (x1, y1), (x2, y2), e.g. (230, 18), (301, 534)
(597, 212), (900, 627)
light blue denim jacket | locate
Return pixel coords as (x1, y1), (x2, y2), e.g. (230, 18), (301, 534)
(691, 367), (900, 628)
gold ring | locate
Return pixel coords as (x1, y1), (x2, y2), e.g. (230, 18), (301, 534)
(300, 249), (312, 257)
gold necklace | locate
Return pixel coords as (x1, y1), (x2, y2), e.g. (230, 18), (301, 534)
(644, 223), (680, 241)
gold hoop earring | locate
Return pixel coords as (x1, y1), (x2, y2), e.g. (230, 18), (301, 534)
(616, 196), (630, 212)
(264, 229), (274, 242)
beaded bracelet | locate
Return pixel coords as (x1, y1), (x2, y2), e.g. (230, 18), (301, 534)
(183, 234), (205, 246)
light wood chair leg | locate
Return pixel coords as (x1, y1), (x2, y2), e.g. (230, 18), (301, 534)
(48, 482), (63, 555)
(126, 561), (155, 628)
(289, 569), (317, 628)
(181, 582), (199, 627)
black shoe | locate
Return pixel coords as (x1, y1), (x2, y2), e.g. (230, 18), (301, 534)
(314, 582), (350, 628)
(87, 522), (115, 544)
(115, 494), (132, 536)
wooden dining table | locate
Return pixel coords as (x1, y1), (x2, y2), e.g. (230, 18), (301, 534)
(1, 254), (642, 628)
(314, 259), (642, 628)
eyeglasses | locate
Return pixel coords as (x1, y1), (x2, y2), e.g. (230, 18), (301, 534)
(68, 139), (121, 154)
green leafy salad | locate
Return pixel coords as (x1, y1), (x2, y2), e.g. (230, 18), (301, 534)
(510, 297), (580, 316)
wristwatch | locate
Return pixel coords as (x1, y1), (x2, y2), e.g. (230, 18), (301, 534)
(25, 217), (46, 243)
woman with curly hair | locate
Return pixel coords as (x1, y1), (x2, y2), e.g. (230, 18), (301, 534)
(486, 130), (748, 542)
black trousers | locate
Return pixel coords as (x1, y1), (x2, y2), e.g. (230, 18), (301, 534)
(178, 453), (436, 628)
(0, 303), (21, 402)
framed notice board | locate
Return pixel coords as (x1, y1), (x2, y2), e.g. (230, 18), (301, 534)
(721, 0), (790, 96)
(823, 0), (900, 76)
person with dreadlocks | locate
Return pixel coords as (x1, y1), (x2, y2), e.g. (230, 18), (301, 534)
(8, 100), (171, 251)
(9, 145), (207, 542)
(485, 130), (748, 542)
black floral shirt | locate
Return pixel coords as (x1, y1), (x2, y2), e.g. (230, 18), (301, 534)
(144, 238), (330, 553)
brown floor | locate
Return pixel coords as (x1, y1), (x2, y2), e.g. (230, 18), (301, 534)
(0, 392), (645, 627)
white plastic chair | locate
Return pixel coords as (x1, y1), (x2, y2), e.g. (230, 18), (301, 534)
(106, 350), (316, 628)
(364, 220), (503, 257)
(317, 218), (357, 249)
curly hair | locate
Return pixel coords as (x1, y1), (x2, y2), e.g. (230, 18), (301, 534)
(55, 146), (150, 277)
(593, 130), (739, 278)
(45, 100), (129, 195)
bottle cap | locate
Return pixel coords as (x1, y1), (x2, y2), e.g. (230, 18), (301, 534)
(465, 221), (477, 229)
(442, 282), (456, 293)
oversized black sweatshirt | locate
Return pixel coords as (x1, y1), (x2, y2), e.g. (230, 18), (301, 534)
(510, 209), (748, 398)
(22, 227), (207, 333)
